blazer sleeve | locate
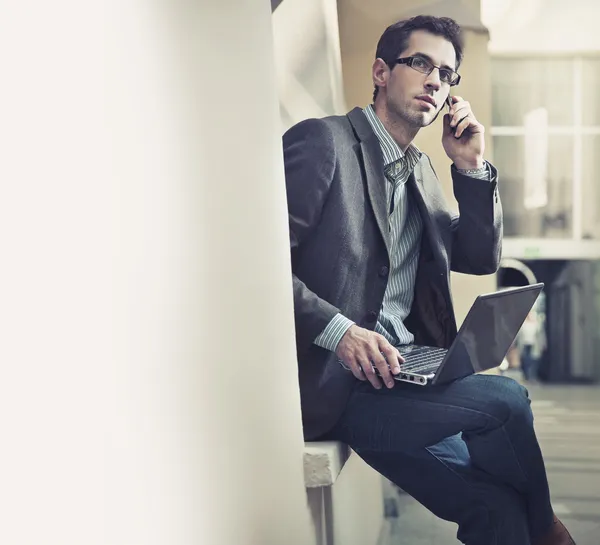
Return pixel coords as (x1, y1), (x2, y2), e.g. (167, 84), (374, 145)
(283, 118), (342, 351)
(449, 163), (503, 275)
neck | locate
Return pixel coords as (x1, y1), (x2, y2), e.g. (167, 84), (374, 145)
(373, 101), (419, 152)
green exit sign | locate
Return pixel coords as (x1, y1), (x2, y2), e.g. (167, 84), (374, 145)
(523, 246), (541, 258)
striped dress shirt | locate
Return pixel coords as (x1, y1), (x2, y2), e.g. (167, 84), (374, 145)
(314, 104), (490, 352)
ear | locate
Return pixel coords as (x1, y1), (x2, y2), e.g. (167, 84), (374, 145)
(372, 58), (391, 94)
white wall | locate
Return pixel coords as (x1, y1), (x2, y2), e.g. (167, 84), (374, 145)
(273, 0), (347, 129)
(0, 1), (313, 543)
(483, 0), (600, 53)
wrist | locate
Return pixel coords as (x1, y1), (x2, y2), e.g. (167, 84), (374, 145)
(454, 158), (485, 170)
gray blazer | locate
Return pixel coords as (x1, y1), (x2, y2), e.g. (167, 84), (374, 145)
(283, 107), (502, 440)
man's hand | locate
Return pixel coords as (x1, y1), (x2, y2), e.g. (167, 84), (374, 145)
(441, 96), (485, 170)
(336, 325), (404, 389)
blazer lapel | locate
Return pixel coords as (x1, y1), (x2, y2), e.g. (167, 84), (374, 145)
(360, 137), (391, 255)
(347, 108), (391, 256)
(408, 161), (448, 268)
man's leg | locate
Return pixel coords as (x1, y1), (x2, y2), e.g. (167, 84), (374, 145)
(531, 357), (541, 382)
(329, 374), (554, 541)
(350, 434), (531, 544)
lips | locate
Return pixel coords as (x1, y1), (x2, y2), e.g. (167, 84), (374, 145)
(416, 95), (436, 107)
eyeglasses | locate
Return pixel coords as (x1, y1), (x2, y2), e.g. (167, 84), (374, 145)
(392, 56), (461, 86)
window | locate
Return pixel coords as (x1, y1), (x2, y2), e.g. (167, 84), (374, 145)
(491, 56), (600, 240)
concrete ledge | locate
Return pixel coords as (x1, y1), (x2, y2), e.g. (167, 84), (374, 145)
(304, 442), (385, 545)
(303, 441), (350, 488)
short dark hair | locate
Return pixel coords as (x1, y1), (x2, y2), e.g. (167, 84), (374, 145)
(373, 15), (464, 102)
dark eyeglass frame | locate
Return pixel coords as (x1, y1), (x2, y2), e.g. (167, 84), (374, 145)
(391, 56), (461, 86)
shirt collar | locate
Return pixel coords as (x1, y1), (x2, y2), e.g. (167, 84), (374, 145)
(362, 104), (422, 170)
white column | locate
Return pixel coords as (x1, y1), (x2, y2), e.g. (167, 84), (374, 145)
(0, 1), (313, 544)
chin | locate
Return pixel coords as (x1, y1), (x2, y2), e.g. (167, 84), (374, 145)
(415, 107), (442, 127)
(408, 111), (433, 128)
(390, 101), (435, 128)
(422, 113), (438, 127)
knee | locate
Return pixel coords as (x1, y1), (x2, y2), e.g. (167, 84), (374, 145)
(502, 376), (530, 403)
(487, 376), (533, 425)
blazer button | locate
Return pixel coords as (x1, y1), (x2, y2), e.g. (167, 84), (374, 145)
(379, 265), (389, 277)
(365, 311), (378, 323)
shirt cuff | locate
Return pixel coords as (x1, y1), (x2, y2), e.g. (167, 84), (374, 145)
(454, 161), (491, 181)
(313, 313), (355, 352)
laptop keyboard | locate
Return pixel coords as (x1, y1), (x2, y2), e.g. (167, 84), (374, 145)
(399, 346), (448, 374)
(338, 345), (448, 377)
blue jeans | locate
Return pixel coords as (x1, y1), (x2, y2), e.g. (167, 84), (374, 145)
(327, 374), (554, 545)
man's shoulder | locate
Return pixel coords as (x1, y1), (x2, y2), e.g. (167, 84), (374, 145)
(285, 111), (355, 137)
(282, 111), (363, 157)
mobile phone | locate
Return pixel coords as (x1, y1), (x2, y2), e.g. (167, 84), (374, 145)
(446, 95), (457, 135)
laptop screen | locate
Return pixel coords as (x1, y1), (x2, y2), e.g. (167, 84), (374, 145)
(438, 284), (544, 380)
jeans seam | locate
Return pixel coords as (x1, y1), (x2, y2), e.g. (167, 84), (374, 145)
(499, 425), (529, 484)
(355, 392), (507, 425)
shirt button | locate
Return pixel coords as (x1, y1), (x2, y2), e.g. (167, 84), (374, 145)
(379, 265), (389, 277)
(365, 311), (378, 323)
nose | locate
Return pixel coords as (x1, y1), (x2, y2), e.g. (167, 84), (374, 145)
(424, 68), (442, 92)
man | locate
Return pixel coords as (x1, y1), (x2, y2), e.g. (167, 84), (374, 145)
(283, 15), (575, 545)
(517, 309), (546, 382)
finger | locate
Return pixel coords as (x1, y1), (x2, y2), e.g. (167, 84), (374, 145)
(450, 105), (471, 126)
(378, 341), (404, 375)
(357, 354), (382, 390)
(344, 357), (367, 381)
(447, 95), (464, 116)
(452, 115), (469, 136)
(369, 347), (395, 389)
(454, 115), (475, 138)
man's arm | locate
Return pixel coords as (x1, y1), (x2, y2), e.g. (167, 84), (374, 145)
(449, 163), (502, 275)
(284, 119), (403, 389)
(441, 96), (503, 275)
(283, 118), (343, 351)
(314, 313), (355, 352)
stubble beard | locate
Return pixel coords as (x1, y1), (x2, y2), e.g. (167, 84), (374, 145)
(387, 95), (437, 129)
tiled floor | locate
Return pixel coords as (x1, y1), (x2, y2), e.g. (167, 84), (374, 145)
(381, 374), (600, 544)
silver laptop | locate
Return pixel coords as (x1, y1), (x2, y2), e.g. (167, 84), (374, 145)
(379, 283), (544, 386)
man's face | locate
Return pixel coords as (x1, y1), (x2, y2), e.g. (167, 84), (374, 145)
(376, 30), (457, 128)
